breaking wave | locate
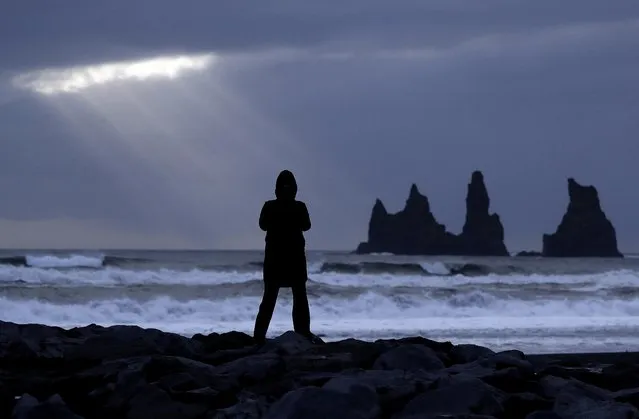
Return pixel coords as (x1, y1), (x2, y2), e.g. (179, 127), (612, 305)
(0, 254), (520, 277)
(1, 251), (639, 352)
(0, 255), (151, 269)
(3, 283), (639, 346)
(311, 261), (511, 276)
(1, 261), (638, 289)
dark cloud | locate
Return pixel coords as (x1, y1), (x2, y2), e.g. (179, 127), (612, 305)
(0, 1), (638, 251)
(1, 1), (638, 71)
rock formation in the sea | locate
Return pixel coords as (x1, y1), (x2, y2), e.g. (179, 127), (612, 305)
(355, 184), (459, 255)
(3, 320), (639, 418)
(457, 171), (509, 256)
(356, 171), (509, 256)
(543, 178), (622, 258)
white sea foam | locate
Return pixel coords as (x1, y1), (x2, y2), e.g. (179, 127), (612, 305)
(3, 282), (639, 353)
(307, 260), (325, 274)
(419, 261), (451, 275)
(25, 254), (104, 268)
(0, 266), (255, 286)
(3, 292), (636, 331)
(3, 259), (639, 353)
(1, 265), (639, 289)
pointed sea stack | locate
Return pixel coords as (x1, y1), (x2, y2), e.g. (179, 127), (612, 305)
(355, 199), (390, 254)
(355, 184), (458, 255)
(458, 171), (509, 256)
(356, 171), (508, 256)
(543, 178), (622, 257)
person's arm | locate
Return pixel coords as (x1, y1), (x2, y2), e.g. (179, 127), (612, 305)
(259, 201), (272, 231)
(298, 202), (311, 232)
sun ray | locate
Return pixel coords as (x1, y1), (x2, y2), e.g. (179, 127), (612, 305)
(16, 51), (365, 248)
(12, 54), (216, 95)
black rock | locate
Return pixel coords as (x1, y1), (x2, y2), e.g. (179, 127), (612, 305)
(355, 171), (508, 256)
(457, 171), (509, 256)
(372, 344), (445, 372)
(502, 392), (553, 418)
(449, 344), (495, 365)
(323, 369), (438, 416)
(257, 331), (317, 356)
(12, 394), (83, 419)
(283, 351), (356, 374)
(191, 331), (255, 353)
(525, 412), (562, 419)
(311, 338), (389, 369)
(613, 387), (639, 408)
(210, 394), (269, 419)
(124, 383), (210, 419)
(596, 362), (639, 391)
(355, 184), (459, 255)
(539, 375), (639, 418)
(214, 353), (285, 388)
(65, 325), (202, 361)
(543, 178), (622, 258)
(5, 321), (639, 418)
(0, 321), (202, 363)
(395, 375), (505, 418)
(322, 377), (381, 415)
(399, 415), (497, 419)
(263, 386), (380, 419)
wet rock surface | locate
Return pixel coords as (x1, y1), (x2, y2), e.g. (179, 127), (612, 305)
(3, 320), (639, 418)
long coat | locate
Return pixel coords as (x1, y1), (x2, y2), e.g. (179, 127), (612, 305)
(259, 170), (311, 288)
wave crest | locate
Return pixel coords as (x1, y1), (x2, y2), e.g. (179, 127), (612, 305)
(0, 254), (155, 269)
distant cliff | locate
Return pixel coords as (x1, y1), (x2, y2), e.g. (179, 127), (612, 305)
(543, 178), (622, 258)
(356, 171), (509, 256)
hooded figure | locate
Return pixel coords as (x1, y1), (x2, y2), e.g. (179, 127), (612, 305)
(254, 170), (318, 344)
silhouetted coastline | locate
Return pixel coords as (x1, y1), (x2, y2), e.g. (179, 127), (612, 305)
(3, 320), (639, 418)
(356, 172), (623, 258)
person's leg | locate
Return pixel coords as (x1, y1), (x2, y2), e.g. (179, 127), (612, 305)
(253, 283), (280, 342)
(291, 283), (311, 336)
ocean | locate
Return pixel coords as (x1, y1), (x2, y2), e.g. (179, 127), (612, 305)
(1, 249), (639, 355)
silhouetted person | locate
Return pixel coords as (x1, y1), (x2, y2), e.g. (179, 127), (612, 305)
(253, 170), (318, 344)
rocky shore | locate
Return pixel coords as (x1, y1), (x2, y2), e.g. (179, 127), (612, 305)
(3, 321), (639, 418)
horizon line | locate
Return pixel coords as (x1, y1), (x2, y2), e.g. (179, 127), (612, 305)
(0, 247), (637, 255)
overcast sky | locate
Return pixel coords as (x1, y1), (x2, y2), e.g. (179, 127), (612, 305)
(0, 1), (638, 252)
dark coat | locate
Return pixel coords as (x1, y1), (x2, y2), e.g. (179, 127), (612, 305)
(259, 170), (311, 288)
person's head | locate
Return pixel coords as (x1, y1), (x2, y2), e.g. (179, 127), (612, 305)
(275, 170), (297, 200)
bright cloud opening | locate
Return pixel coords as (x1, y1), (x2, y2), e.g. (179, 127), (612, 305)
(12, 53), (216, 95)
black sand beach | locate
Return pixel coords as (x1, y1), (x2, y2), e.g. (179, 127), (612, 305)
(3, 321), (639, 418)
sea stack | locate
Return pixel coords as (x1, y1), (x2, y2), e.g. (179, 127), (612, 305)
(543, 178), (622, 258)
(355, 171), (508, 256)
(355, 184), (458, 255)
(457, 171), (509, 256)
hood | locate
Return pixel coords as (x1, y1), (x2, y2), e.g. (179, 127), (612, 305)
(275, 170), (297, 200)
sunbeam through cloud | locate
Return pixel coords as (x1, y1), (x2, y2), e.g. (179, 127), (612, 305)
(12, 53), (216, 95)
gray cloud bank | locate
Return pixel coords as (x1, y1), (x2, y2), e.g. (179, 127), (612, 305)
(0, 1), (638, 251)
